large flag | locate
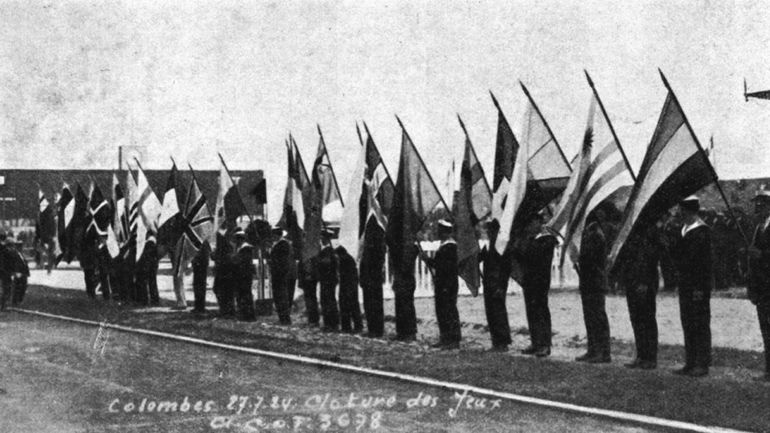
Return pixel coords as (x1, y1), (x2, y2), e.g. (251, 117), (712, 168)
(157, 162), (183, 253)
(554, 73), (636, 265)
(314, 125), (344, 221)
(386, 117), (448, 274)
(56, 184), (74, 262)
(111, 173), (127, 243)
(279, 139), (306, 241)
(608, 71), (717, 272)
(489, 91), (519, 221)
(213, 153), (248, 238)
(454, 115), (492, 295)
(338, 122), (395, 261)
(135, 163), (162, 260)
(57, 183), (87, 263)
(86, 181), (110, 237)
(37, 189), (56, 243)
(173, 174), (214, 278)
(516, 82), (573, 223)
(126, 168), (139, 238)
(494, 97), (530, 253)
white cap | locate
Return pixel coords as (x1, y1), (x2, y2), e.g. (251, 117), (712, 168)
(437, 219), (453, 229)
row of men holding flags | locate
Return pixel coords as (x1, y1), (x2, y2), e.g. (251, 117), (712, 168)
(32, 69), (770, 381)
(276, 70), (769, 380)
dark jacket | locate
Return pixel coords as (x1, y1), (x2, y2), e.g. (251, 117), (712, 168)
(578, 221), (608, 293)
(270, 238), (297, 281)
(232, 242), (256, 281)
(316, 245), (339, 286)
(336, 247), (359, 291)
(673, 222), (713, 296)
(616, 227), (661, 291)
(748, 220), (770, 305)
(424, 240), (458, 293)
(515, 232), (557, 293)
(359, 220), (386, 288)
(479, 243), (512, 298)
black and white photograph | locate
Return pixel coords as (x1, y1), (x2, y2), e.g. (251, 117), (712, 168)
(0, 1), (769, 432)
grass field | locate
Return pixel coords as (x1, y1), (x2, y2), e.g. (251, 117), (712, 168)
(12, 283), (770, 433)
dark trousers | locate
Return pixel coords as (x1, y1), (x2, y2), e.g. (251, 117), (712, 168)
(97, 265), (111, 301)
(679, 291), (711, 369)
(758, 303), (770, 374)
(147, 264), (159, 305)
(483, 283), (511, 347)
(320, 281), (339, 330)
(235, 279), (256, 321)
(362, 283), (384, 336)
(339, 283), (363, 332)
(302, 279), (319, 325)
(11, 276), (27, 306)
(192, 263), (208, 312)
(579, 290), (611, 356)
(134, 274), (149, 305)
(0, 278), (11, 310)
(272, 277), (292, 323)
(434, 284), (461, 344)
(626, 285), (658, 362)
(394, 290), (417, 338)
(214, 274), (236, 317)
(135, 267), (157, 306)
(84, 268), (98, 298)
(287, 278), (296, 310)
(523, 284), (551, 349)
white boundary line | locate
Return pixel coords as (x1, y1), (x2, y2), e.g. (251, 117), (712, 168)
(10, 307), (751, 433)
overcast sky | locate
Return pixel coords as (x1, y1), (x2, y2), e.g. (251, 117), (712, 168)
(2, 0), (770, 222)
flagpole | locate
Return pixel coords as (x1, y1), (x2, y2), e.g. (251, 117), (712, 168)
(457, 114), (493, 200)
(519, 82), (573, 172)
(394, 115), (451, 215)
(658, 69), (750, 247)
(584, 70), (637, 181)
(290, 134), (311, 183)
(355, 122), (364, 147)
(316, 124), (345, 207)
(217, 153), (254, 224)
(362, 121), (395, 182)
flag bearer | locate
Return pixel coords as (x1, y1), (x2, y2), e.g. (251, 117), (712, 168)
(336, 245), (363, 333)
(672, 195), (713, 377)
(748, 190), (770, 382)
(317, 229), (340, 331)
(419, 219), (461, 350)
(232, 227), (256, 321)
(269, 227), (296, 325)
(479, 220), (512, 351)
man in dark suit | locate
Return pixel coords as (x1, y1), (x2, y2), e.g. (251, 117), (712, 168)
(231, 227), (256, 321)
(576, 209), (611, 363)
(618, 224), (661, 369)
(8, 238), (30, 306)
(336, 245), (363, 333)
(515, 214), (558, 357)
(269, 227), (296, 325)
(419, 220), (461, 350)
(191, 241), (211, 314)
(479, 220), (512, 351)
(360, 219), (387, 338)
(673, 195), (713, 377)
(213, 230), (236, 318)
(135, 234), (159, 306)
(747, 190), (770, 382)
(317, 229), (340, 332)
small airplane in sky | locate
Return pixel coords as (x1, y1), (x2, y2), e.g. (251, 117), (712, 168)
(745, 79), (770, 101)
